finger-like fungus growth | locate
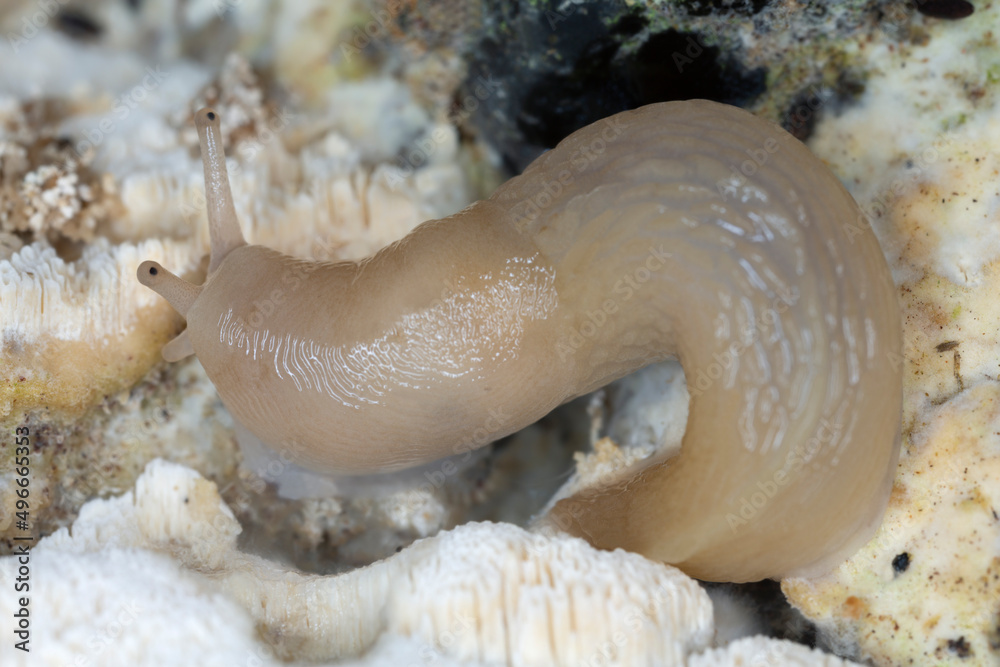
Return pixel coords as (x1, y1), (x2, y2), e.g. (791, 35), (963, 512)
(138, 103), (902, 582)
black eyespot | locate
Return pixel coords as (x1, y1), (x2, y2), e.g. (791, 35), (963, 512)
(207, 111), (216, 121)
(149, 266), (158, 276)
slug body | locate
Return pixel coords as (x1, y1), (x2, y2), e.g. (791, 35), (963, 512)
(139, 102), (902, 581)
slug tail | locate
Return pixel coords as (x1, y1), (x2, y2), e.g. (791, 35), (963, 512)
(514, 100), (903, 582)
(194, 107), (247, 274)
(551, 386), (900, 583)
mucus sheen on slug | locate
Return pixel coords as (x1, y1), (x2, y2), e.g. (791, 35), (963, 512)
(138, 102), (902, 582)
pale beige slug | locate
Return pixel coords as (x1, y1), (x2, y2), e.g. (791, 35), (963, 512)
(138, 102), (902, 582)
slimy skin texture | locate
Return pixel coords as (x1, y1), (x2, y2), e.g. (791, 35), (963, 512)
(139, 103), (902, 582)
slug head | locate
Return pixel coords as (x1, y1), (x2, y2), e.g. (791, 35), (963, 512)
(137, 107), (249, 361)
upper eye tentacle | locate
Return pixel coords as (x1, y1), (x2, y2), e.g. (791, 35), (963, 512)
(194, 107), (247, 274)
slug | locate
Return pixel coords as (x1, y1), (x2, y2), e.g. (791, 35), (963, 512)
(138, 102), (902, 582)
